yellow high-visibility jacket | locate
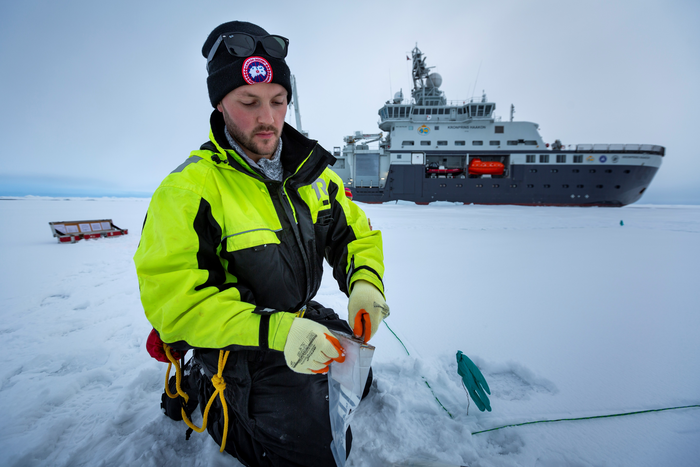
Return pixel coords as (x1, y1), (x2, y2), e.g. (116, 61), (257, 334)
(134, 111), (384, 352)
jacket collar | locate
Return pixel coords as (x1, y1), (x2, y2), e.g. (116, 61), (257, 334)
(205, 110), (336, 185)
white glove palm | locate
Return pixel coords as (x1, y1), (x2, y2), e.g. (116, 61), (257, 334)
(284, 318), (345, 374)
(347, 280), (390, 343)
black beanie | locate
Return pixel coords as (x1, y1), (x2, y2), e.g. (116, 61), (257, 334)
(202, 21), (292, 107)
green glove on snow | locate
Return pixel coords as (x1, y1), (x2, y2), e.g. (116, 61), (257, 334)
(456, 350), (491, 412)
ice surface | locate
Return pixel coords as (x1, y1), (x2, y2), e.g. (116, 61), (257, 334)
(1, 197), (699, 466)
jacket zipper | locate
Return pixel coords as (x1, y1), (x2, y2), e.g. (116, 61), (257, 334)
(279, 183), (313, 301)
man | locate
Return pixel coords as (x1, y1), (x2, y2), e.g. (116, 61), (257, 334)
(134, 21), (389, 466)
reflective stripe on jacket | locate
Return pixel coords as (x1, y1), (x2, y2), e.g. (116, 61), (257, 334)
(134, 111), (384, 352)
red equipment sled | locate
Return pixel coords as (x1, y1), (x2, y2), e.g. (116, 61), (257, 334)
(48, 219), (128, 243)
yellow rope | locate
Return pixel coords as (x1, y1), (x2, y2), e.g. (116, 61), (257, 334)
(163, 344), (231, 453)
(163, 346), (182, 400)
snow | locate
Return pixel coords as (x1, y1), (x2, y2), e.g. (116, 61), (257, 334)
(1, 197), (699, 466)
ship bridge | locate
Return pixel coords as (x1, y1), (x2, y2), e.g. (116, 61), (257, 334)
(378, 101), (495, 131)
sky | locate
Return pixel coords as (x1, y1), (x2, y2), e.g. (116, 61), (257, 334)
(1, 0), (699, 203)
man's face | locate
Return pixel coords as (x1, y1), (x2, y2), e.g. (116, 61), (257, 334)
(217, 83), (287, 162)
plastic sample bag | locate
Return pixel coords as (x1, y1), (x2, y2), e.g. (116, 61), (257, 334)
(328, 332), (375, 466)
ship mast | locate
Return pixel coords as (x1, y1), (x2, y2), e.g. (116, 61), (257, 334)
(410, 45), (446, 106)
(289, 75), (308, 137)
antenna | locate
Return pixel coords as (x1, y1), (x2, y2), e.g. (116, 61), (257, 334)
(289, 75), (308, 137)
(471, 60), (482, 101)
(389, 68), (392, 99)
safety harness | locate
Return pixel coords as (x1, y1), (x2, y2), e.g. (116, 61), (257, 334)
(160, 308), (308, 453)
(163, 345), (231, 452)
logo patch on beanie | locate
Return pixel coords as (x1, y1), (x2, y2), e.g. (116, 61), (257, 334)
(242, 56), (273, 85)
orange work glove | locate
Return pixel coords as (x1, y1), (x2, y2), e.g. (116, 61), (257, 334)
(284, 318), (346, 374)
(347, 280), (390, 343)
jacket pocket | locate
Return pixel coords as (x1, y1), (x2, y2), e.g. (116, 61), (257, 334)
(223, 228), (281, 252)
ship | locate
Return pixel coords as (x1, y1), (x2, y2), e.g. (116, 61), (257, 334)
(331, 46), (664, 206)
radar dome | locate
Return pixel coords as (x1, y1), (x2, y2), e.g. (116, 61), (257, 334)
(393, 89), (404, 104)
(426, 73), (442, 88)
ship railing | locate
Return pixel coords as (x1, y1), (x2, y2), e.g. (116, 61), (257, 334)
(574, 144), (665, 155)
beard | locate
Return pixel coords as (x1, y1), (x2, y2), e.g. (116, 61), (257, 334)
(221, 107), (280, 161)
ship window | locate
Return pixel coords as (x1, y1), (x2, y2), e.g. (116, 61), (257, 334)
(476, 184), (483, 188)
(437, 141), (448, 146)
(577, 184), (584, 188)
(408, 126), (413, 130)
(590, 169), (596, 173)
(419, 108), (425, 115)
(402, 141), (415, 146)
(572, 169), (580, 173)
(556, 155), (566, 163)
(485, 105), (492, 115)
(439, 184), (446, 187)
(544, 184), (551, 188)
(456, 184), (463, 187)
(455, 141), (465, 146)
(510, 184), (517, 188)
(573, 155), (583, 163)
(477, 105), (484, 117)
(457, 108), (463, 114)
(396, 154), (402, 159)
(495, 126), (504, 134)
(540, 155), (550, 163)
(530, 169), (538, 173)
(605, 169), (612, 173)
(492, 184), (500, 188)
(563, 184), (569, 188)
(525, 140), (538, 146)
(426, 108), (433, 115)
(615, 185), (621, 189)
(490, 140), (500, 146)
(527, 184), (534, 188)
(420, 141), (431, 146)
(472, 141), (483, 146)
(435, 126), (439, 130)
(507, 140), (518, 145)
(624, 170), (631, 173)
(551, 169), (558, 173)
(438, 109), (445, 115)
(526, 155), (536, 163)
(596, 185), (603, 188)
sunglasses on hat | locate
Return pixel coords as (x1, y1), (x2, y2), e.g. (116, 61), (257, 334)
(206, 33), (289, 72)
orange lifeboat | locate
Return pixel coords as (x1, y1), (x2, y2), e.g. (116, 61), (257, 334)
(468, 158), (505, 175)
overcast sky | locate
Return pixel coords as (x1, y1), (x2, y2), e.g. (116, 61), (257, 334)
(1, 0), (698, 203)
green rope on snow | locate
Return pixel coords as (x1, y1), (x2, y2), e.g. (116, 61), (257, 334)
(383, 321), (454, 419)
(471, 404), (700, 435)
